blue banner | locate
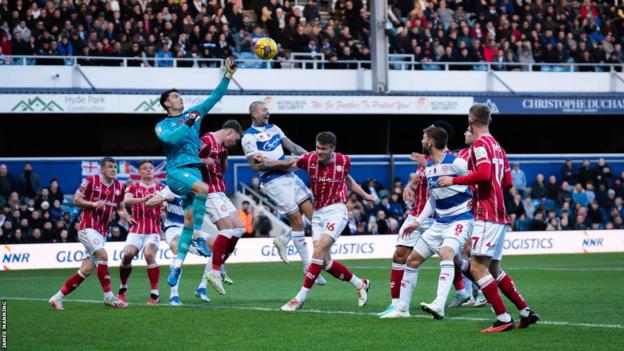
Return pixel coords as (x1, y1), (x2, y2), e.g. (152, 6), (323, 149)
(475, 97), (624, 115)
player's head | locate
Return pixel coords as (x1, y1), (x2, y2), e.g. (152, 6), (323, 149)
(431, 120), (454, 142)
(160, 88), (183, 114)
(138, 160), (154, 181)
(422, 125), (448, 155)
(468, 104), (491, 130)
(315, 131), (337, 162)
(464, 126), (475, 146)
(221, 119), (243, 148)
(249, 101), (269, 126)
(100, 157), (117, 179)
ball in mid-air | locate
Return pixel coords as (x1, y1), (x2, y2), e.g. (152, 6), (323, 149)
(255, 37), (278, 60)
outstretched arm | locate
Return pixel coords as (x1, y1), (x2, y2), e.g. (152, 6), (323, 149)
(281, 136), (307, 156)
(246, 154), (297, 172)
(145, 193), (167, 208)
(193, 58), (237, 117)
(346, 175), (374, 203)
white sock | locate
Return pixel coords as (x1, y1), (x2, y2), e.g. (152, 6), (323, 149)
(391, 298), (399, 307)
(292, 231), (310, 267)
(433, 260), (455, 308)
(171, 271), (181, 297)
(120, 284), (128, 290)
(171, 258), (183, 268)
(497, 312), (512, 323)
(150, 289), (159, 296)
(398, 266), (419, 311)
(520, 307), (530, 318)
(349, 274), (362, 288)
(455, 288), (466, 295)
(279, 230), (292, 244)
(53, 291), (64, 300)
(295, 287), (310, 302)
(104, 291), (115, 299)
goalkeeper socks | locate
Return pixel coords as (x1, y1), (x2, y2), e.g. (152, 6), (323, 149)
(192, 194), (207, 231)
(176, 226), (194, 261)
(292, 231), (310, 267)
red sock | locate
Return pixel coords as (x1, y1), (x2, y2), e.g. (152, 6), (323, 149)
(390, 265), (404, 299)
(303, 259), (324, 289)
(479, 275), (507, 315)
(119, 264), (132, 286)
(325, 260), (353, 282)
(211, 234), (229, 270)
(496, 271), (528, 311)
(60, 272), (85, 296)
(97, 262), (112, 293)
(225, 236), (240, 261)
(147, 264), (160, 291)
(453, 267), (465, 291)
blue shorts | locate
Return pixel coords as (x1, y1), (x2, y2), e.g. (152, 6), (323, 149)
(167, 166), (202, 209)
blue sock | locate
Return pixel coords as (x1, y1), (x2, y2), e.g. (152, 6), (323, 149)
(463, 275), (473, 295)
(192, 194), (207, 232)
(177, 226), (194, 261)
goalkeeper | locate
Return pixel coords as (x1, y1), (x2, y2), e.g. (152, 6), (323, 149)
(155, 57), (237, 286)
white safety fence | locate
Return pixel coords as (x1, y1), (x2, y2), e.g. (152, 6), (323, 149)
(1, 230), (623, 270)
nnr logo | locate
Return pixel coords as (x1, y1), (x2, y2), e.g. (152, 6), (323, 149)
(582, 237), (604, 247)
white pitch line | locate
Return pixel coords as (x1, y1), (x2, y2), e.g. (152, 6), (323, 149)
(2, 296), (622, 330)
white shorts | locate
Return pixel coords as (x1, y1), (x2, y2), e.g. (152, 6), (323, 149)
(396, 215), (434, 247)
(164, 225), (183, 245)
(414, 219), (473, 260)
(205, 192), (237, 223)
(311, 203), (348, 241)
(78, 228), (106, 265)
(263, 173), (312, 215)
(471, 221), (508, 260)
(125, 233), (161, 252)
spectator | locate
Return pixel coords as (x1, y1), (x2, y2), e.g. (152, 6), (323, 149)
(587, 201), (604, 227)
(48, 179), (64, 204)
(593, 158), (613, 188)
(545, 175), (559, 201)
(11, 228), (27, 244)
(376, 210), (390, 234)
(0, 227), (6, 244)
(156, 44), (174, 67)
(511, 162), (527, 195)
(57, 229), (71, 243)
(523, 194), (536, 220)
(572, 183), (589, 207)
(561, 159), (577, 185)
(578, 159), (593, 186)
(30, 228), (47, 243)
(18, 163), (39, 199)
(238, 200), (254, 237)
(530, 210), (547, 231)
(0, 164), (17, 201)
(362, 178), (383, 203)
(531, 174), (547, 200)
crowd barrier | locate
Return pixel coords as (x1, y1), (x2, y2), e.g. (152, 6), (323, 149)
(2, 230), (622, 270)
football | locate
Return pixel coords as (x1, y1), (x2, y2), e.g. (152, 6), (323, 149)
(255, 37), (278, 60)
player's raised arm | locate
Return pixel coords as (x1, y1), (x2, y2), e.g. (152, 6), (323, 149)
(281, 136), (307, 156)
(191, 57), (237, 117)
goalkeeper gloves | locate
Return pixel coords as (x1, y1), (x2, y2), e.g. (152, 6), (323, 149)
(224, 57), (237, 80)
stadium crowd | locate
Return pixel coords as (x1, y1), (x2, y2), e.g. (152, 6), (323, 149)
(0, 1), (622, 70)
(2, 157), (624, 244)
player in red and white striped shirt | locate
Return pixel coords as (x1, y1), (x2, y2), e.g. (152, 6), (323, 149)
(198, 120), (245, 296)
(118, 160), (164, 304)
(49, 157), (129, 310)
(280, 131), (375, 311)
(438, 105), (539, 332)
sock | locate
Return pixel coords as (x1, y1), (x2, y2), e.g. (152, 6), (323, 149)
(325, 260), (355, 284)
(211, 234), (229, 270)
(397, 266), (419, 311)
(292, 231), (310, 267)
(60, 271), (85, 296)
(199, 259), (211, 289)
(96, 261), (112, 293)
(453, 265), (465, 292)
(192, 194), (207, 231)
(303, 258), (324, 289)
(170, 271), (181, 297)
(279, 230), (292, 244)
(147, 263), (160, 292)
(463, 275), (474, 295)
(176, 226), (194, 261)
(295, 287), (310, 303)
(433, 260), (455, 307)
(390, 262), (405, 300)
(477, 274), (510, 321)
(496, 271), (529, 311)
(119, 264), (132, 289)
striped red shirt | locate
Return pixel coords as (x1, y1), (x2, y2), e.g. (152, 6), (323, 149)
(409, 164), (429, 217)
(78, 175), (125, 235)
(199, 132), (227, 193)
(126, 182), (164, 234)
(297, 152), (350, 210)
(466, 134), (511, 224)
(456, 147), (471, 161)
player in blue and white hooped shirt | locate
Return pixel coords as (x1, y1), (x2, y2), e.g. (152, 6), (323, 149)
(147, 186), (231, 305)
(241, 101), (326, 286)
(381, 125), (473, 320)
